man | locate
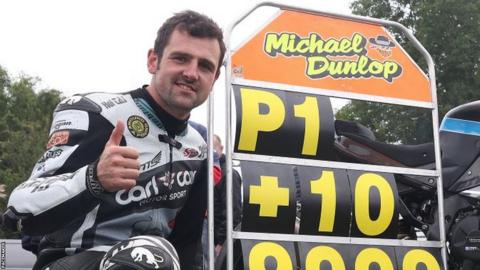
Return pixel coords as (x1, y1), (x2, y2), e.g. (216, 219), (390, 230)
(212, 135), (242, 255)
(199, 135), (242, 269)
(3, 10), (225, 270)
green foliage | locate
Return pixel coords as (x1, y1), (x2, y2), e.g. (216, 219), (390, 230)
(337, 0), (480, 143)
(0, 65), (62, 238)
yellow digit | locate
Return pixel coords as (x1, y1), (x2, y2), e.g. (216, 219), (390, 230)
(294, 96), (320, 155)
(355, 248), (394, 270)
(402, 249), (440, 270)
(238, 88), (285, 151)
(355, 173), (395, 236)
(306, 246), (346, 270)
(249, 242), (293, 270)
(310, 171), (336, 232)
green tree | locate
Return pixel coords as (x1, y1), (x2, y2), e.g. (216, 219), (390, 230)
(0, 65), (62, 238)
(336, 0), (480, 143)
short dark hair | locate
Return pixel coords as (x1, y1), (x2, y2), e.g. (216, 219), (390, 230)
(154, 10), (226, 73)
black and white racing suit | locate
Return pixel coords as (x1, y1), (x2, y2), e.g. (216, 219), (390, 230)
(5, 86), (211, 269)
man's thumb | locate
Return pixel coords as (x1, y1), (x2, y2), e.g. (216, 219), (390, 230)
(107, 120), (125, 146)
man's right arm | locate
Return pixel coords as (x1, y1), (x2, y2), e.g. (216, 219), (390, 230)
(3, 96), (114, 236)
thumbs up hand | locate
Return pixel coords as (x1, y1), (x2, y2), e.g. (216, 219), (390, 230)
(96, 120), (140, 192)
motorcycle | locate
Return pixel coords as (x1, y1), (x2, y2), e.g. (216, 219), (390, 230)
(334, 100), (480, 270)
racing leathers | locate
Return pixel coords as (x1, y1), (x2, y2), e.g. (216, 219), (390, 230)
(5, 86), (215, 270)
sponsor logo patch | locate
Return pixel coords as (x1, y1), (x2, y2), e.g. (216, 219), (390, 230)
(115, 170), (196, 205)
(198, 144), (207, 159)
(101, 96), (127, 109)
(38, 149), (63, 163)
(46, 131), (70, 149)
(183, 148), (199, 158)
(49, 110), (89, 134)
(140, 151), (162, 172)
(127, 115), (149, 138)
(53, 119), (72, 131)
(17, 172), (76, 193)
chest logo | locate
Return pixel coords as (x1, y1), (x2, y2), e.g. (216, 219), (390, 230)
(127, 115), (149, 138)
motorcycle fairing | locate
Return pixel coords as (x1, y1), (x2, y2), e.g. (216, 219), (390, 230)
(440, 101), (480, 191)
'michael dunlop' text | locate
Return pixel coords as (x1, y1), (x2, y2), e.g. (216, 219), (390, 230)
(264, 32), (402, 82)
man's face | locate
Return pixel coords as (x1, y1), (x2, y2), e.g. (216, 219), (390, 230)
(147, 28), (221, 120)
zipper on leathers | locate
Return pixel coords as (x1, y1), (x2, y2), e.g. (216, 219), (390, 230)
(158, 134), (182, 179)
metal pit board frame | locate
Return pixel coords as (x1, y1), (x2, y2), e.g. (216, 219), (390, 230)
(211, 2), (447, 269)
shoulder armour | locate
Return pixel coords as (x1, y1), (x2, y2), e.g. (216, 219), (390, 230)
(55, 94), (102, 113)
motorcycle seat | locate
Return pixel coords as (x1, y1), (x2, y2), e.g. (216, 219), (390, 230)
(335, 120), (435, 167)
